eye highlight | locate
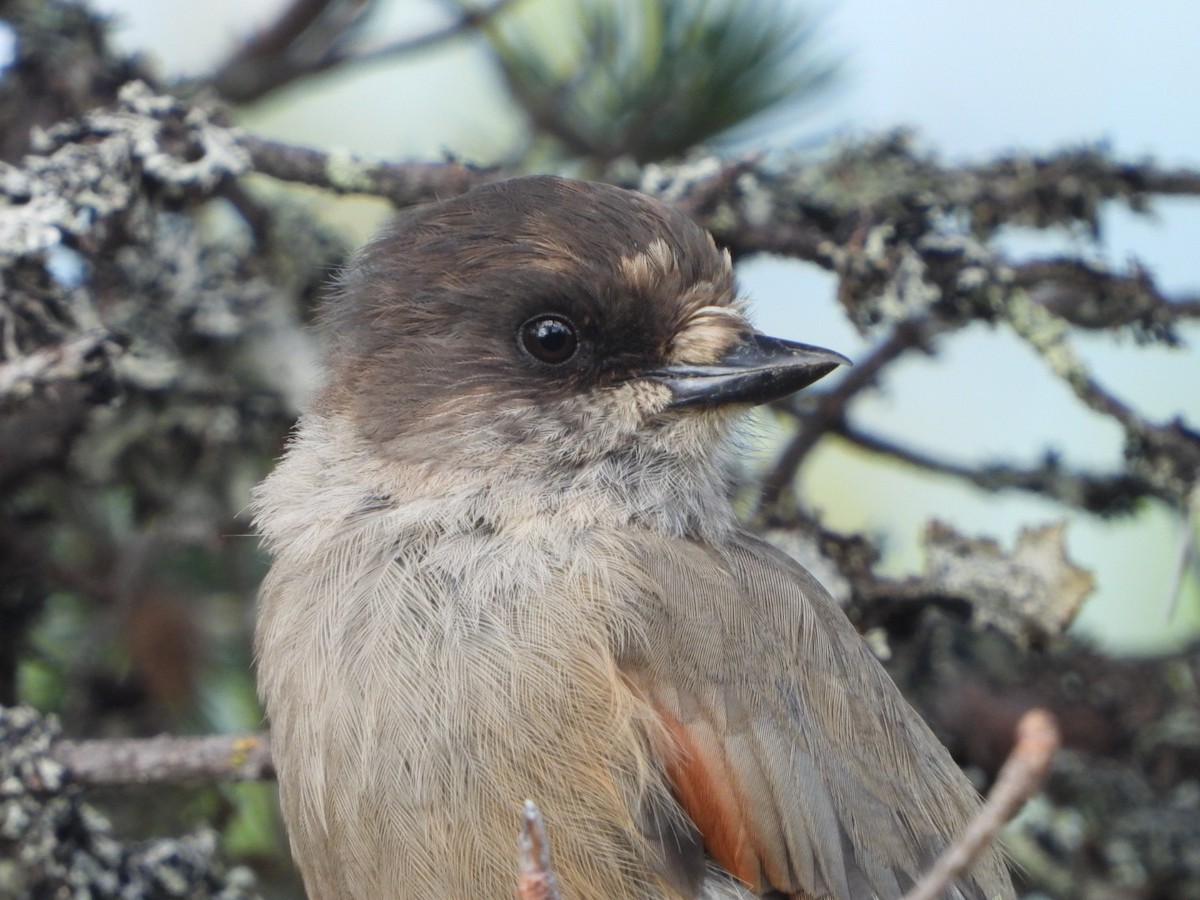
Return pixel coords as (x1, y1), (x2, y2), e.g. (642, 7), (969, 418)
(519, 315), (578, 365)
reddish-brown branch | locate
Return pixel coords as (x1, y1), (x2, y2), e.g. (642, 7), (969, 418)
(517, 800), (562, 900)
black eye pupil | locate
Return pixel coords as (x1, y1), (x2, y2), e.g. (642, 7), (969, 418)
(520, 316), (578, 364)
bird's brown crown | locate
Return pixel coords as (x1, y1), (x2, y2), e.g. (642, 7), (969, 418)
(318, 176), (746, 463)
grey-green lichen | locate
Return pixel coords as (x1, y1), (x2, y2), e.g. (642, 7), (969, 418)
(324, 149), (380, 195)
(1004, 289), (1079, 383)
(1, 80), (247, 267)
(0, 706), (258, 899)
(637, 156), (724, 202)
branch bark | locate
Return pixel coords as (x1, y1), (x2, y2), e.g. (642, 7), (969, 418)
(241, 133), (492, 205)
(52, 733), (275, 786)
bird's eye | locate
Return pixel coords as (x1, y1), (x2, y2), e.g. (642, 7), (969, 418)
(519, 315), (578, 365)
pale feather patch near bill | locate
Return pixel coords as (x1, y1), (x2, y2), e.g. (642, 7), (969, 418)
(618, 238), (747, 367)
(668, 305), (749, 367)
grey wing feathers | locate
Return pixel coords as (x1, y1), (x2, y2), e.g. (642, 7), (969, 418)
(622, 529), (1014, 900)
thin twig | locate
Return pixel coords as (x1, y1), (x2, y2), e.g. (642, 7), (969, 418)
(755, 316), (951, 516)
(52, 733), (274, 786)
(834, 421), (1157, 514)
(517, 800), (561, 900)
(210, 0), (370, 103)
(211, 0), (515, 105)
(1164, 483), (1200, 622)
(349, 0), (517, 69)
(902, 709), (1061, 900)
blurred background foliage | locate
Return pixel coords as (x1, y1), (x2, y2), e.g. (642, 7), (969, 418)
(486, 0), (839, 165)
(1, 0), (1197, 896)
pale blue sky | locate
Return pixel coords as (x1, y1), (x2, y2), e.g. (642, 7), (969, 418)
(94, 0), (1200, 649)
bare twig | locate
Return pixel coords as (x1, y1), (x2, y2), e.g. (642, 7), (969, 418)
(349, 0), (517, 68)
(1164, 483), (1200, 621)
(517, 800), (561, 900)
(210, 0), (374, 104)
(756, 316), (952, 516)
(210, 0), (515, 105)
(834, 422), (1157, 515)
(902, 709), (1060, 900)
(721, 216), (835, 265)
(52, 733), (274, 786)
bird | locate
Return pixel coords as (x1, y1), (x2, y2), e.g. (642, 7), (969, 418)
(253, 175), (1014, 900)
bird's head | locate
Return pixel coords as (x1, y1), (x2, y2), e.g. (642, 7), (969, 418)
(318, 176), (847, 482)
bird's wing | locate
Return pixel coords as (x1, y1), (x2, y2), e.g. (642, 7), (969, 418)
(618, 529), (1013, 900)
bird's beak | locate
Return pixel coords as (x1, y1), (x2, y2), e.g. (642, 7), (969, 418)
(650, 333), (850, 409)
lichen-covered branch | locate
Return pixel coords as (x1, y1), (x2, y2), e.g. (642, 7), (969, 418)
(0, 332), (122, 403)
(0, 14), (1197, 896)
(240, 134), (491, 205)
(0, 706), (257, 898)
(1003, 290), (1200, 507)
(231, 137), (1200, 525)
(832, 422), (1157, 515)
(52, 733), (274, 786)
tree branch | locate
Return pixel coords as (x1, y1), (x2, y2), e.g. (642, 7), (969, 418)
(210, 0), (515, 105)
(52, 733), (275, 786)
(517, 800), (562, 900)
(0, 333), (121, 402)
(966, 147), (1200, 234)
(833, 421), (1159, 515)
(1003, 291), (1200, 507)
(755, 316), (953, 515)
(240, 133), (493, 206)
(902, 709), (1060, 900)
(350, 0), (517, 69)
